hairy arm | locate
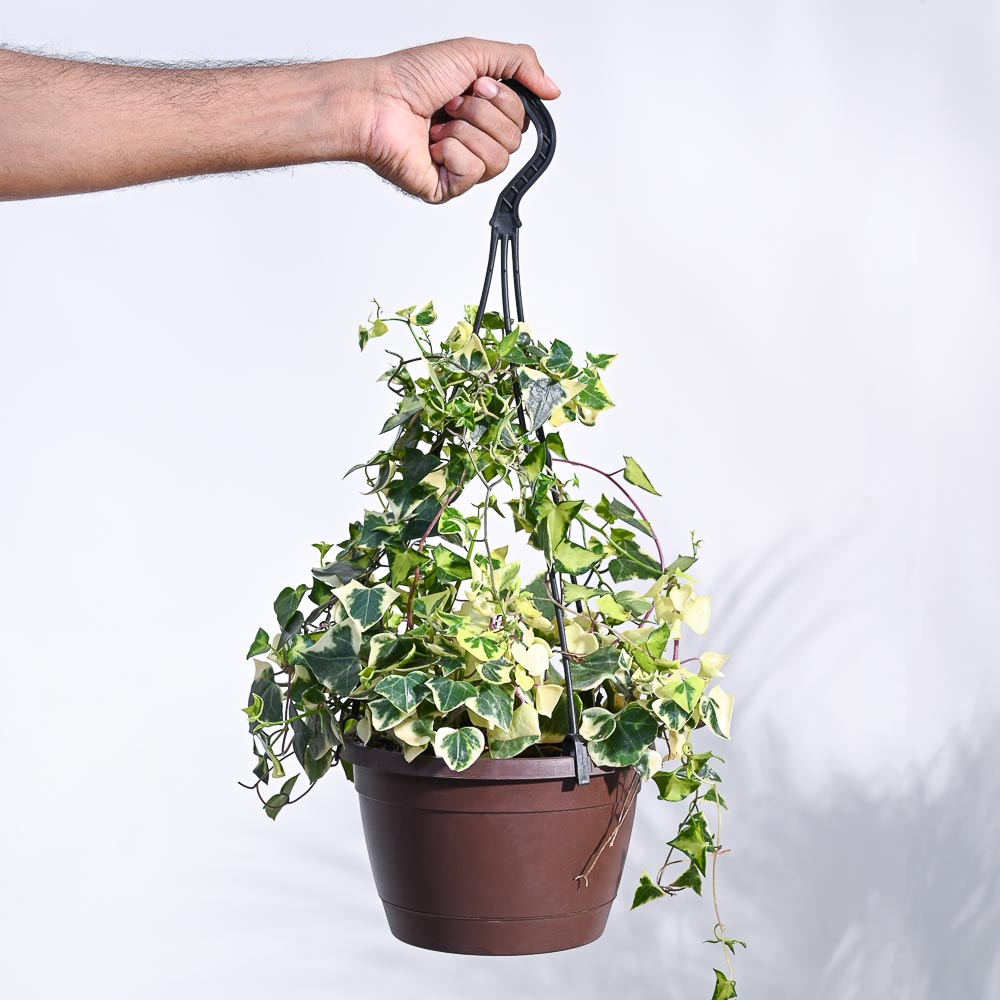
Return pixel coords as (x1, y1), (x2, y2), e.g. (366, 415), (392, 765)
(0, 38), (559, 203)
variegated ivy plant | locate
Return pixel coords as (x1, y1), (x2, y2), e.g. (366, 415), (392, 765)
(242, 301), (742, 998)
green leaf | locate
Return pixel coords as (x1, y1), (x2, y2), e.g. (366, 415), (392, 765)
(711, 971), (738, 1000)
(587, 704), (659, 768)
(368, 633), (417, 670)
(374, 671), (429, 713)
(295, 624), (361, 696)
(246, 627), (270, 659)
(653, 768), (701, 802)
(464, 684), (514, 731)
(622, 455), (660, 495)
(334, 580), (399, 630)
(546, 339), (574, 373)
(274, 585), (307, 628)
(311, 540), (333, 561)
(570, 647), (624, 691)
(562, 582), (602, 603)
(370, 698), (412, 731)
(414, 301), (437, 325)
(425, 676), (477, 713)
(553, 539), (602, 575)
(658, 672), (707, 715)
(671, 862), (703, 895)
(488, 703), (541, 759)
(432, 545), (472, 581)
(580, 707), (616, 741)
(381, 395), (423, 434)
(517, 370), (568, 432)
(703, 785), (728, 810)
(668, 809), (714, 875)
(651, 698), (692, 731)
(630, 872), (667, 909)
(263, 775), (299, 820)
(433, 726), (485, 772)
(249, 660), (283, 725)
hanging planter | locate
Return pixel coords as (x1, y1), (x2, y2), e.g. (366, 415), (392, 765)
(342, 741), (639, 955)
(242, 82), (742, 997)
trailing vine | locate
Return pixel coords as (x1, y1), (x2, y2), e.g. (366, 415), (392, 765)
(242, 301), (742, 998)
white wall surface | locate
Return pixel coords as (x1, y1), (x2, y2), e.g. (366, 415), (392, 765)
(2, 2), (998, 997)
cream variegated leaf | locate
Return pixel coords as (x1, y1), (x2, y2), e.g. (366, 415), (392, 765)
(564, 622), (599, 657)
(534, 683), (563, 717)
(433, 727), (485, 772)
(580, 707), (617, 741)
(701, 687), (734, 739)
(699, 651), (729, 678)
(488, 703), (541, 759)
(634, 748), (663, 779)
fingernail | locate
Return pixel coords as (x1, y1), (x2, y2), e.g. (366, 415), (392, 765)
(543, 73), (560, 91)
(446, 96), (463, 110)
(476, 78), (500, 99)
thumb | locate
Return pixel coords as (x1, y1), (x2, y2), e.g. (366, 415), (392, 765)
(464, 38), (561, 100)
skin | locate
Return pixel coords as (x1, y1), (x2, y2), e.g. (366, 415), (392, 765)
(0, 36), (560, 203)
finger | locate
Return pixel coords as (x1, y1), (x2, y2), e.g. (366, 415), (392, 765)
(429, 136), (487, 202)
(428, 121), (509, 182)
(436, 91), (522, 154)
(471, 77), (526, 134)
(457, 37), (560, 100)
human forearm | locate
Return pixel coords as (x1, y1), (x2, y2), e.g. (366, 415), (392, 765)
(0, 50), (371, 199)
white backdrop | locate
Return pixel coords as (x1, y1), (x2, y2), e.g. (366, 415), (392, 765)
(3, 2), (999, 997)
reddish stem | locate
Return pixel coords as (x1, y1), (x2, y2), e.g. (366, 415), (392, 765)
(551, 456), (666, 571)
(405, 484), (463, 630)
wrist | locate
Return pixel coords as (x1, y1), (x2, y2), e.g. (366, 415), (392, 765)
(307, 57), (382, 164)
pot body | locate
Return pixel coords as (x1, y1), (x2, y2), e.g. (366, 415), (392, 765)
(342, 740), (640, 955)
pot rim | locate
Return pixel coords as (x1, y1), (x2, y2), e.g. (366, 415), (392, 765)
(341, 737), (620, 782)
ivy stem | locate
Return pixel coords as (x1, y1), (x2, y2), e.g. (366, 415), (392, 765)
(551, 457), (665, 571)
(405, 483), (464, 630)
(710, 786), (733, 980)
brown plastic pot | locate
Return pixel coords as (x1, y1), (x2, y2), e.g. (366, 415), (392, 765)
(341, 739), (640, 955)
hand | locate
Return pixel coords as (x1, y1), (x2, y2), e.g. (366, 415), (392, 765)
(356, 37), (561, 204)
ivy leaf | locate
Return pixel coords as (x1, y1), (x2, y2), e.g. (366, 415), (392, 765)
(701, 687), (735, 739)
(658, 672), (707, 714)
(369, 698), (412, 731)
(562, 582), (602, 603)
(246, 628), (270, 659)
(294, 624), (361, 696)
(433, 726), (485, 772)
(263, 775), (299, 820)
(517, 370), (568, 432)
(587, 703), (659, 768)
(703, 785), (728, 810)
(368, 633), (417, 670)
(651, 698), (692, 731)
(710, 971), (738, 1000)
(414, 301), (437, 325)
(630, 872), (667, 909)
(274, 585), (307, 628)
(333, 580), (399, 630)
(570, 647), (624, 691)
(312, 561), (365, 587)
(381, 395), (423, 434)
(671, 862), (703, 895)
(668, 809), (714, 875)
(464, 684), (515, 731)
(425, 676), (477, 712)
(249, 660), (283, 726)
(580, 707), (616, 741)
(553, 539), (602, 575)
(622, 455), (660, 496)
(653, 768), (701, 802)
(488, 703), (541, 759)
(374, 671), (429, 713)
